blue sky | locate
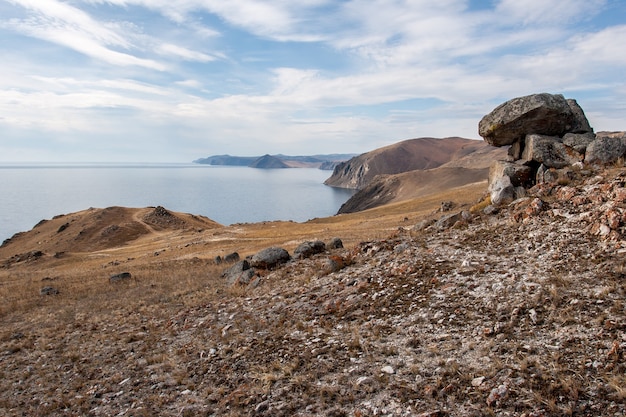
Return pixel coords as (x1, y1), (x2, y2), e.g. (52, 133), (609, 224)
(0, 0), (625, 162)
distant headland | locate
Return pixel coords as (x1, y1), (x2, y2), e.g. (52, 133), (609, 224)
(193, 153), (357, 170)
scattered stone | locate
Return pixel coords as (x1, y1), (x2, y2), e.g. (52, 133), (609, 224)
(250, 247), (290, 269)
(323, 255), (347, 273)
(435, 212), (463, 230)
(328, 237), (343, 249)
(486, 383), (509, 407)
(355, 376), (374, 386)
(483, 205), (499, 215)
(40, 286), (59, 296)
(222, 260), (255, 286)
(109, 272), (132, 283)
(413, 218), (435, 231)
(57, 222), (70, 233)
(381, 366), (395, 375)
(214, 256), (222, 265)
(255, 400), (270, 413)
(440, 201), (455, 212)
(223, 252), (240, 263)
(471, 376), (486, 387)
(294, 240), (326, 259)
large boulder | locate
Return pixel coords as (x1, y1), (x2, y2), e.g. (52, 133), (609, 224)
(479, 93), (581, 147)
(521, 134), (583, 168)
(250, 247), (291, 269)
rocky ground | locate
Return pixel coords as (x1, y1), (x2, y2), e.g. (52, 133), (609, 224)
(1, 166), (625, 416)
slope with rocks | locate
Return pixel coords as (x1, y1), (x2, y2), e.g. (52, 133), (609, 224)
(1, 165), (624, 417)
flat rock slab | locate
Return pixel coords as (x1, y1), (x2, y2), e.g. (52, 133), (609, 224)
(479, 93), (576, 146)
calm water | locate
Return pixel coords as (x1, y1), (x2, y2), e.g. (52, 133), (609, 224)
(0, 163), (354, 242)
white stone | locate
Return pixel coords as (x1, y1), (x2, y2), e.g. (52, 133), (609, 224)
(381, 366), (395, 375)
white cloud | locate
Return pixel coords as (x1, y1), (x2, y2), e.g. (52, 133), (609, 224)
(0, 0), (625, 162)
(4, 0), (166, 69)
(157, 43), (217, 62)
(495, 0), (607, 25)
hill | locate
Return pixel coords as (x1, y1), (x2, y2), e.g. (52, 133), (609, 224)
(323, 137), (499, 189)
(327, 137), (507, 213)
(249, 154), (291, 169)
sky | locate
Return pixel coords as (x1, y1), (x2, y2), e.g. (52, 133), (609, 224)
(0, 0), (625, 162)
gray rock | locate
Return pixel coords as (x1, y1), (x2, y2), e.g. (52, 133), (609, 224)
(536, 164), (577, 184)
(440, 201), (455, 212)
(562, 132), (596, 153)
(507, 140), (523, 160)
(40, 286), (59, 295)
(294, 240), (326, 259)
(489, 160), (533, 188)
(566, 98), (593, 134)
(435, 212), (463, 230)
(489, 175), (517, 206)
(222, 260), (254, 285)
(250, 247), (290, 269)
(483, 205), (499, 215)
(521, 134), (583, 168)
(328, 237), (343, 249)
(223, 252), (240, 263)
(412, 218), (435, 231)
(479, 93), (575, 147)
(585, 135), (626, 165)
(109, 272), (132, 283)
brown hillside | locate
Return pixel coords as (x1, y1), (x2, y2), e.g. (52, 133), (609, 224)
(0, 206), (221, 256)
(337, 145), (508, 213)
(337, 167), (491, 213)
(324, 137), (494, 189)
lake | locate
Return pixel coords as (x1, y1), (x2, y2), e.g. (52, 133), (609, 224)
(0, 163), (354, 243)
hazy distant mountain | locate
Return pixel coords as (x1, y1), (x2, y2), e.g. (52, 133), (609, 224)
(248, 155), (290, 169)
(193, 153), (356, 169)
(193, 155), (258, 166)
